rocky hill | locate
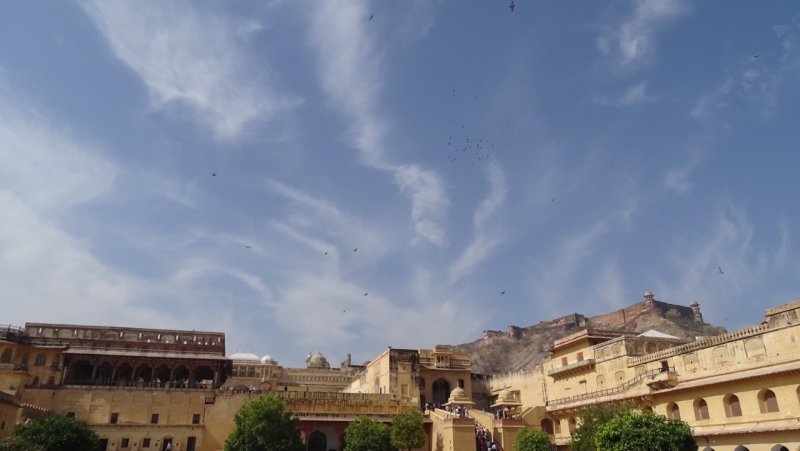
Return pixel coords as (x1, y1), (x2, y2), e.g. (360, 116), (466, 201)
(457, 292), (726, 375)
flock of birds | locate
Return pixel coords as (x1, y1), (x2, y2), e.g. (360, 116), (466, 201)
(217, 2), (755, 322)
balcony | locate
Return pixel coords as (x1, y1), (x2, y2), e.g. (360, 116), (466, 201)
(547, 359), (596, 378)
(645, 370), (678, 390)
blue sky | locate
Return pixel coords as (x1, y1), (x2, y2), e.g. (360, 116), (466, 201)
(1, 1), (798, 368)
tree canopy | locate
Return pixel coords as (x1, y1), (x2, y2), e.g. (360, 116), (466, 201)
(513, 428), (552, 451)
(10, 414), (99, 451)
(344, 416), (392, 451)
(0, 435), (45, 451)
(594, 410), (697, 451)
(571, 403), (636, 451)
(390, 409), (425, 451)
(224, 395), (304, 451)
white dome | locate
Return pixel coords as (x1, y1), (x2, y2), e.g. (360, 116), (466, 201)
(230, 352), (260, 363)
(261, 354), (277, 364)
(307, 351), (330, 369)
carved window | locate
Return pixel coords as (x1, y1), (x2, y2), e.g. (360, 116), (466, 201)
(668, 402), (681, 420)
(759, 389), (779, 413)
(0, 349), (11, 363)
(576, 352), (583, 362)
(725, 394), (742, 417)
(694, 398), (710, 420)
(34, 353), (46, 366)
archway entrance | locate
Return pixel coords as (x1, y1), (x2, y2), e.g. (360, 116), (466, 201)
(308, 430), (326, 451)
(432, 379), (450, 405)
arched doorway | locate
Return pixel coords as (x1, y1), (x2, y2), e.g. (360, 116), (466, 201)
(432, 379), (450, 405)
(307, 430), (326, 451)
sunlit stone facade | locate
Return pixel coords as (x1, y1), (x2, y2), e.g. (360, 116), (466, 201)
(2, 298), (800, 451)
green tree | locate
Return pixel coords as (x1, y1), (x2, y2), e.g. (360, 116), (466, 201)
(11, 414), (99, 451)
(594, 410), (696, 451)
(390, 409), (425, 451)
(224, 395), (304, 451)
(513, 428), (552, 451)
(344, 416), (391, 451)
(571, 403), (635, 451)
(0, 435), (45, 451)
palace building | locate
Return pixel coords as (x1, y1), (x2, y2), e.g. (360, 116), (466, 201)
(2, 295), (800, 451)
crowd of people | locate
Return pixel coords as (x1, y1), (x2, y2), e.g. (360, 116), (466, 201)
(475, 423), (503, 451)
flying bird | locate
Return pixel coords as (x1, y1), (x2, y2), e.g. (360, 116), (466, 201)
(212, 172), (216, 177)
(363, 292), (368, 296)
(324, 252), (328, 256)
(243, 244), (253, 249)
(368, 14), (374, 21)
(551, 197), (558, 202)
(753, 54), (760, 58)
(717, 266), (725, 275)
(500, 290), (506, 295)
(509, 1), (515, 12)
(353, 248), (358, 252)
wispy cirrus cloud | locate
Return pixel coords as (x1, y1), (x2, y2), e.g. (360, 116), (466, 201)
(662, 148), (704, 195)
(595, 82), (657, 107)
(308, 0), (448, 246)
(597, 0), (687, 70)
(526, 200), (638, 316)
(692, 16), (800, 122)
(79, 0), (300, 138)
(657, 203), (793, 324)
(449, 161), (507, 282)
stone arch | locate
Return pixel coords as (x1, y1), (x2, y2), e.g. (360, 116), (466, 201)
(614, 371), (625, 384)
(134, 364), (153, 384)
(173, 365), (190, 386)
(568, 417), (577, 433)
(724, 393), (742, 417)
(770, 446), (788, 451)
(115, 363), (133, 386)
(70, 360), (94, 384)
(432, 379), (451, 405)
(96, 362), (114, 384)
(457, 378), (465, 389)
(307, 430), (326, 451)
(758, 388), (779, 413)
(195, 365), (215, 386)
(540, 418), (554, 435)
(667, 402), (681, 420)
(154, 365), (171, 386)
(645, 342), (658, 353)
(596, 374), (606, 388)
(693, 398), (709, 420)
(0, 348), (11, 363)
(734, 447), (749, 451)
(611, 343), (622, 356)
